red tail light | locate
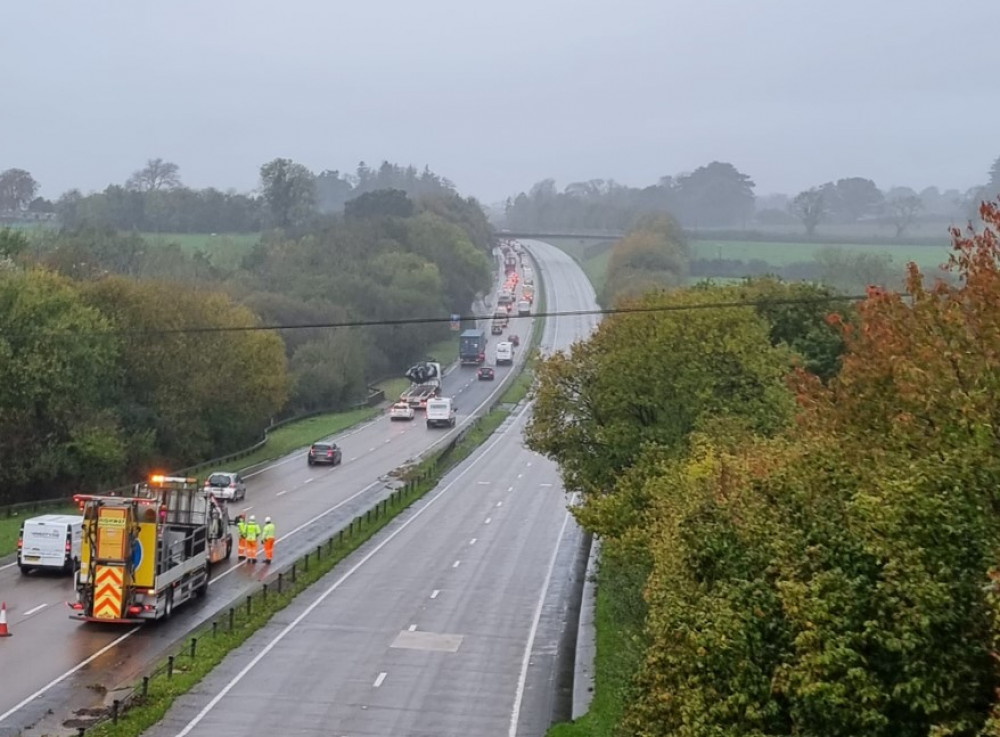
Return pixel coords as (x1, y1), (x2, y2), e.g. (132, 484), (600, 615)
(17, 536), (22, 550)
(128, 605), (142, 615)
(65, 539), (72, 552)
(327, 450), (333, 457)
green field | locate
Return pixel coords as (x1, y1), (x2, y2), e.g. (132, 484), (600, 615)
(141, 232), (261, 269)
(692, 239), (953, 272)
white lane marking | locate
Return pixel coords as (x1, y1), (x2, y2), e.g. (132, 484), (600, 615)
(211, 479), (381, 584)
(21, 603), (47, 617)
(540, 483), (553, 487)
(373, 672), (387, 688)
(508, 503), (575, 737)
(496, 501), (503, 507)
(484, 517), (492, 524)
(408, 624), (417, 632)
(469, 538), (477, 546)
(452, 560), (461, 569)
(0, 561), (15, 571)
(430, 589), (440, 599)
(384, 439), (391, 444)
(304, 478), (314, 484)
(526, 462), (532, 467)
(0, 628), (140, 724)
(476, 481), (490, 485)
(517, 474), (523, 479)
(241, 506), (254, 512)
(368, 447), (376, 452)
(174, 424), (525, 736)
(276, 490), (289, 497)
(507, 486), (514, 492)
(350, 456), (358, 461)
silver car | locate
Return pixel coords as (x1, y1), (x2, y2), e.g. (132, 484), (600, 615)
(204, 471), (247, 501)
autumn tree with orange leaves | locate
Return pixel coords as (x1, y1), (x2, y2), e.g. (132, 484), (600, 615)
(548, 202), (1000, 737)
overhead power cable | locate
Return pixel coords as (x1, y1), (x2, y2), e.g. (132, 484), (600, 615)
(0, 293), (878, 340)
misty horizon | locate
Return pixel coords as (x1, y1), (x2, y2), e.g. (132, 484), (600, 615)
(4, 1), (998, 204)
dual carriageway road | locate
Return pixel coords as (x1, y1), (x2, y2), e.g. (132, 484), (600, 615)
(0, 239), (600, 737)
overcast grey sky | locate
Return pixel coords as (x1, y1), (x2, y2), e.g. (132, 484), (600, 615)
(4, 1), (997, 204)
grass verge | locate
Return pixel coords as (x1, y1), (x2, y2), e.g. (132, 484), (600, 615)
(196, 407), (383, 475)
(546, 549), (649, 737)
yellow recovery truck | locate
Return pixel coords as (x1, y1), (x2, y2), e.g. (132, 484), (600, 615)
(69, 475), (233, 623)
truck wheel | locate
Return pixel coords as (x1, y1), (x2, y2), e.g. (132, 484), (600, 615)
(164, 589), (174, 619)
(196, 567), (210, 598)
(225, 537), (233, 560)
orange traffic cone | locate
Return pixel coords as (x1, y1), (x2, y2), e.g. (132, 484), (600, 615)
(0, 602), (11, 637)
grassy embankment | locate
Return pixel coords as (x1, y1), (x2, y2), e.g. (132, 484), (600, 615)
(79, 297), (542, 737)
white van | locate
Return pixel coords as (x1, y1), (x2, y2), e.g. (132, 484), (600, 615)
(426, 397), (457, 428)
(18, 514), (83, 575)
(517, 300), (531, 316)
(496, 341), (514, 365)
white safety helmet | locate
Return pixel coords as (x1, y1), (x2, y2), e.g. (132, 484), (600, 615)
(249, 514), (256, 521)
(265, 516), (271, 523)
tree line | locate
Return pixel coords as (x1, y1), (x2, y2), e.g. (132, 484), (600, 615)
(0, 158), (479, 236)
(0, 163), (494, 504)
(501, 155), (1000, 237)
(527, 201), (1000, 735)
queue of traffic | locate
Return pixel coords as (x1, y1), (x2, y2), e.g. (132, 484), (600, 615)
(12, 243), (535, 628)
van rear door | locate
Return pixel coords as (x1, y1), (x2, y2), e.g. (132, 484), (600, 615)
(20, 518), (69, 569)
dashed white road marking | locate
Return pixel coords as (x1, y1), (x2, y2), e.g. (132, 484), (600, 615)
(304, 478), (314, 484)
(171, 419), (532, 736)
(484, 517), (492, 524)
(22, 603), (47, 617)
(496, 501), (503, 507)
(242, 506), (254, 512)
(373, 672), (387, 688)
(540, 483), (553, 487)
(517, 474), (523, 479)
(507, 486), (514, 492)
(469, 538), (477, 546)
(452, 560), (461, 568)
(476, 481), (490, 485)
(276, 490), (289, 497)
(408, 624), (417, 632)
(430, 589), (440, 599)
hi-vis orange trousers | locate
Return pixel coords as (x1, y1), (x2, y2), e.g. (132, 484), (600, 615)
(238, 536), (247, 559)
(264, 538), (275, 563)
(246, 539), (259, 562)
